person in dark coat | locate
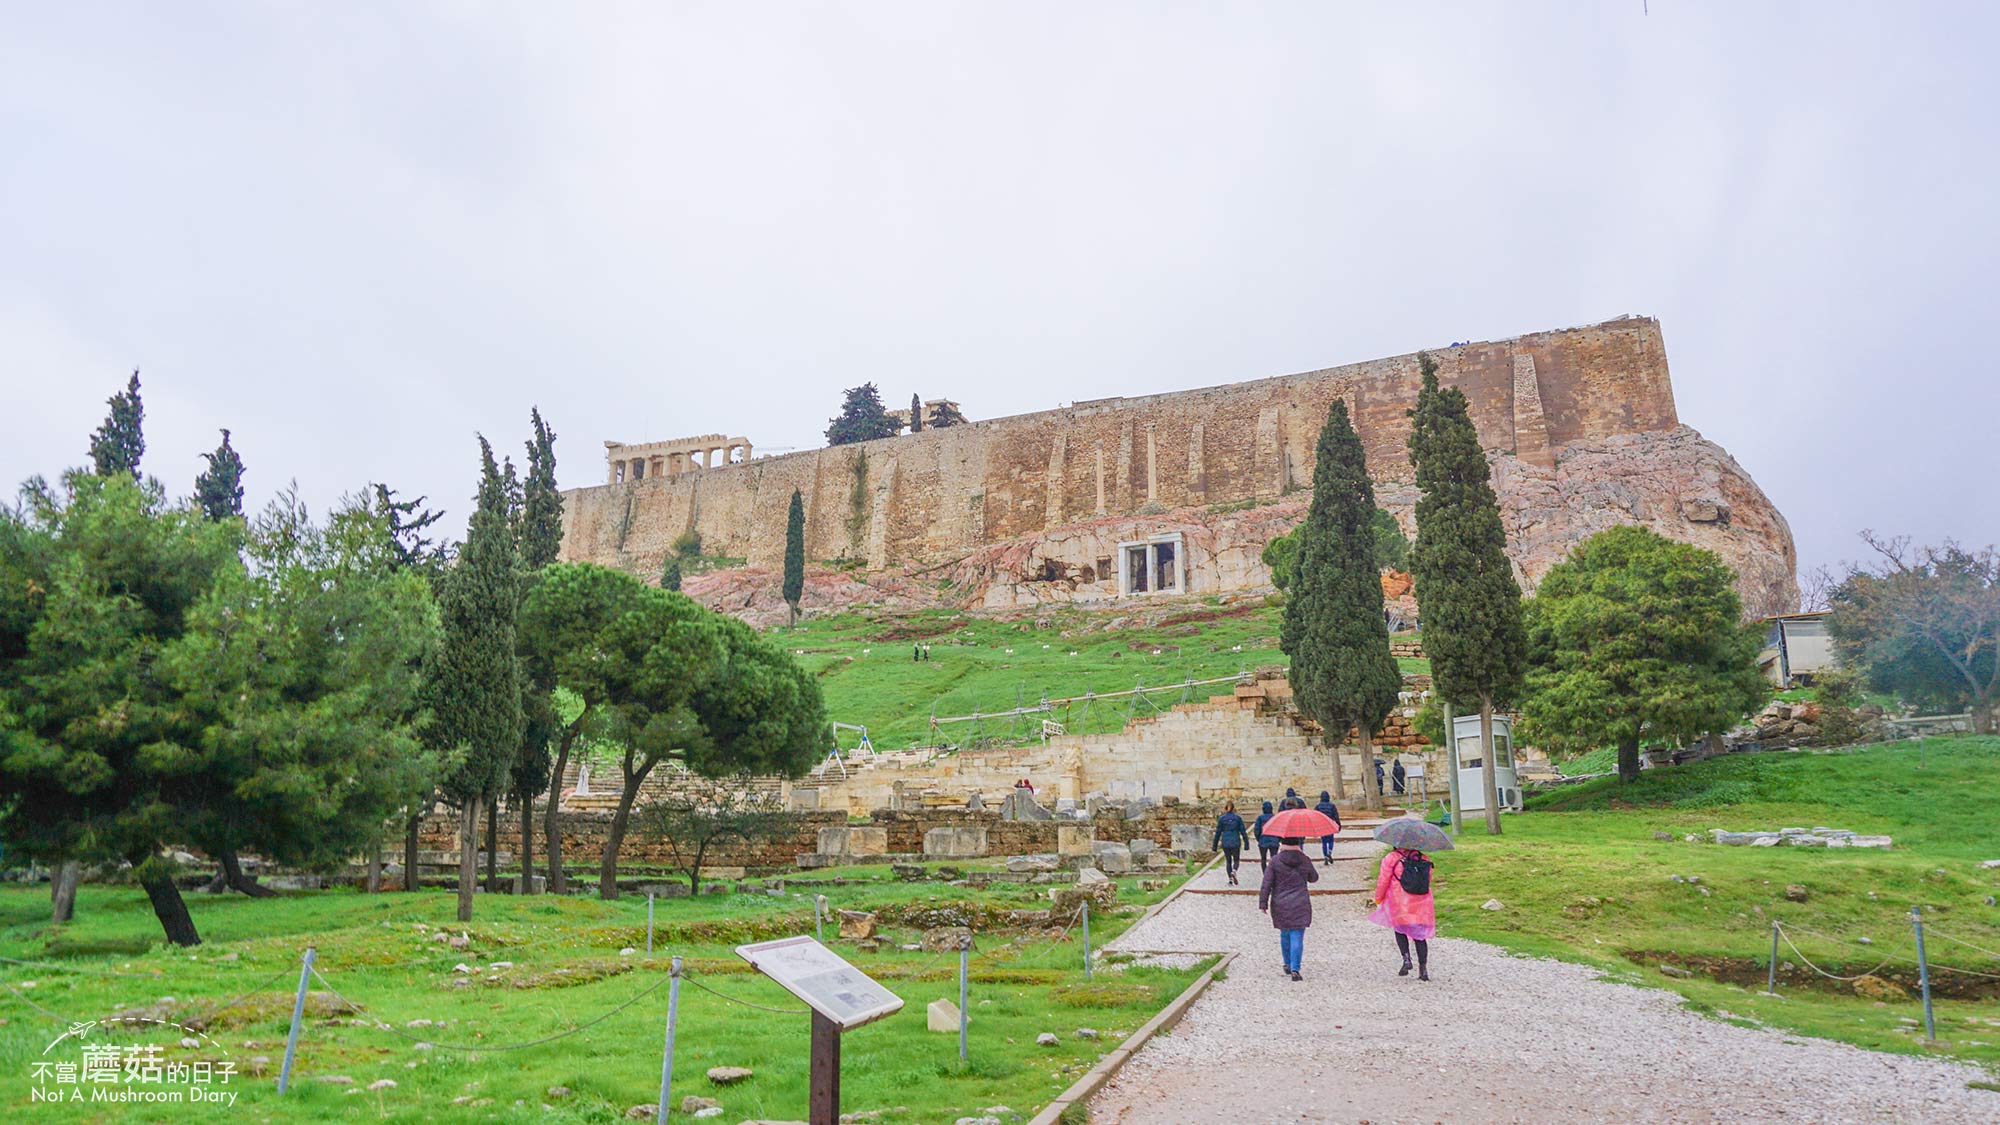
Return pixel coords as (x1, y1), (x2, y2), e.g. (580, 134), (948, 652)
(1278, 787), (1307, 811)
(1374, 759), (1387, 793)
(1391, 758), (1407, 796)
(1312, 790), (1341, 864)
(1211, 801), (1250, 885)
(1251, 801), (1277, 869)
(1259, 836), (1321, 980)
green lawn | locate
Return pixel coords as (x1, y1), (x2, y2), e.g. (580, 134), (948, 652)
(782, 602), (1425, 751)
(0, 864), (1203, 1122)
(1437, 736), (2000, 1073)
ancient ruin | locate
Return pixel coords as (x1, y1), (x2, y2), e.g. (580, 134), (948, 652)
(561, 316), (1798, 619)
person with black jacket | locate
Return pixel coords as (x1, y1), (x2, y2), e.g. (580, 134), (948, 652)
(1312, 790), (1342, 864)
(1211, 801), (1250, 885)
(1252, 800), (1278, 869)
(1278, 787), (1307, 811)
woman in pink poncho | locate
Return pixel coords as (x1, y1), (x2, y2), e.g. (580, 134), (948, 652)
(1369, 846), (1436, 981)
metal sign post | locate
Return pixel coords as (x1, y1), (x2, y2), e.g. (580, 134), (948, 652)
(736, 936), (905, 1125)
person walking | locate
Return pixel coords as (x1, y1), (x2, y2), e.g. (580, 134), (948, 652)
(1370, 844), (1437, 981)
(1251, 800), (1277, 870)
(1374, 758), (1387, 794)
(1312, 790), (1341, 864)
(1258, 836), (1320, 981)
(1278, 787), (1307, 811)
(1211, 801), (1250, 886)
(1391, 758), (1407, 796)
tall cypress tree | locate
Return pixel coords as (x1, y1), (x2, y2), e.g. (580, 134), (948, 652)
(193, 429), (246, 521)
(509, 408), (563, 892)
(88, 370), (145, 480)
(782, 489), (806, 626)
(909, 393), (924, 433)
(426, 437), (524, 920)
(660, 552), (683, 591)
(1282, 400), (1401, 809)
(1407, 353), (1527, 835)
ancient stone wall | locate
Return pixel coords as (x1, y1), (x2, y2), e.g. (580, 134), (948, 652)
(560, 315), (1796, 617)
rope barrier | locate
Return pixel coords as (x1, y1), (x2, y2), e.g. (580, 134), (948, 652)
(308, 963), (674, 1052)
(1774, 923), (1902, 982)
(678, 971), (808, 1015)
(1921, 927), (2000, 963)
(0, 978), (83, 1023)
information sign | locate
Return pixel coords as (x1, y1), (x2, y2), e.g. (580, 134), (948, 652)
(734, 936), (905, 1030)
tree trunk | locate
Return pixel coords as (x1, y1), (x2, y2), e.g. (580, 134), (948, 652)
(1326, 736), (1346, 801)
(1478, 695), (1502, 836)
(1972, 691), (1996, 736)
(598, 763), (656, 900)
(1617, 733), (1643, 784)
(50, 860), (81, 924)
(1356, 724), (1383, 811)
(457, 796), (480, 923)
(484, 798), (500, 894)
(219, 850), (277, 897)
(365, 836), (382, 894)
(544, 734), (573, 895)
(137, 863), (201, 946)
(404, 806), (425, 892)
(518, 788), (536, 894)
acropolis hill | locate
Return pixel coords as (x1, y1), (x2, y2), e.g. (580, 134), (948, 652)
(558, 316), (1798, 621)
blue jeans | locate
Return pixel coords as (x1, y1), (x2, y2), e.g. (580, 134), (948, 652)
(1279, 928), (1305, 973)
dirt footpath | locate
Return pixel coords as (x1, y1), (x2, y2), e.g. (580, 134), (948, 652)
(1090, 840), (1997, 1124)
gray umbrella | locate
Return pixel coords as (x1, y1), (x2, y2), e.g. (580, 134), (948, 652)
(1375, 818), (1453, 852)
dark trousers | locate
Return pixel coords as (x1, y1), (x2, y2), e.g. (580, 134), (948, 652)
(1395, 933), (1430, 968)
(1221, 845), (1241, 877)
(1257, 843), (1277, 868)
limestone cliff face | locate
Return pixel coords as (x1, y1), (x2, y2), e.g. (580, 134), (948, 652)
(681, 423), (1796, 625)
(567, 316), (1798, 622)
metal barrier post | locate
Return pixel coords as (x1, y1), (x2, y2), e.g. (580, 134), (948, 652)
(277, 946), (316, 1093)
(656, 956), (682, 1125)
(647, 893), (656, 954)
(958, 946), (969, 1062)
(1082, 900), (1092, 980)
(1911, 906), (1936, 1042)
(1766, 922), (1780, 994)
(815, 894), (827, 942)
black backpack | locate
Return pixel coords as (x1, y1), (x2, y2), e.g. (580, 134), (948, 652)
(1396, 852), (1432, 896)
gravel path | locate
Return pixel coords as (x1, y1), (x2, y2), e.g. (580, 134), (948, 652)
(1091, 841), (1999, 1124)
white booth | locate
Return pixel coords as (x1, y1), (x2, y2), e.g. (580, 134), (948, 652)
(1452, 714), (1523, 814)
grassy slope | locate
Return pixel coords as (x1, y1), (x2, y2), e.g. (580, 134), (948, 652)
(1436, 736), (2000, 1072)
(0, 865), (1200, 1123)
(786, 602), (1425, 751)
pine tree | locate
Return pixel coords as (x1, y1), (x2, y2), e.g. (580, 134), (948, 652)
(927, 401), (967, 428)
(372, 485), (447, 574)
(909, 394), (924, 433)
(193, 429), (246, 521)
(824, 383), (902, 445)
(1281, 400), (1402, 809)
(88, 370), (145, 480)
(782, 489), (806, 626)
(1407, 353), (1527, 835)
(425, 437), (525, 920)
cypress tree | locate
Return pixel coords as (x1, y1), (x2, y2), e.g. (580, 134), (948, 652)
(509, 408), (564, 892)
(193, 429), (246, 521)
(518, 408), (563, 570)
(1407, 353), (1527, 835)
(909, 394), (924, 433)
(782, 489), (806, 625)
(1281, 400), (1401, 809)
(88, 370), (145, 480)
(426, 437), (524, 920)
(661, 552), (683, 591)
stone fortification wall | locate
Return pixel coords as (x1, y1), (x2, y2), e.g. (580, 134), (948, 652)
(559, 315), (1795, 616)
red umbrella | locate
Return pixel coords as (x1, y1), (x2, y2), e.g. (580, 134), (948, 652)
(1262, 808), (1339, 838)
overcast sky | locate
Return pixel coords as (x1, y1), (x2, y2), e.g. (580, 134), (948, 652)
(4, 2), (1994, 582)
